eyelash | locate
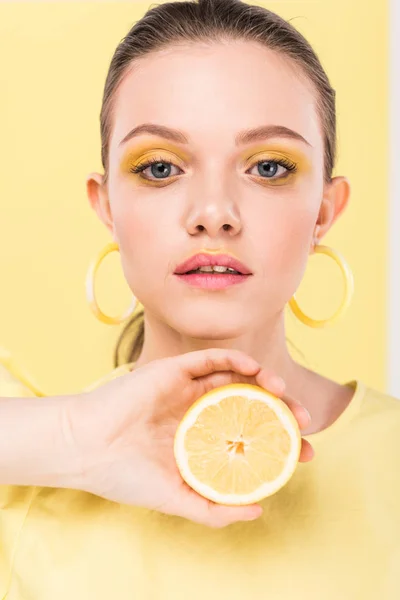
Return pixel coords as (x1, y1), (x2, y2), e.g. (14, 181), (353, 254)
(129, 155), (297, 182)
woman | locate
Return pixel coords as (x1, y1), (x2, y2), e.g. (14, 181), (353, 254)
(1, 0), (399, 598)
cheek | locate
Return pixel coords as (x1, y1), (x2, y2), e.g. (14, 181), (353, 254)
(111, 195), (178, 294)
(253, 201), (317, 284)
(118, 216), (160, 287)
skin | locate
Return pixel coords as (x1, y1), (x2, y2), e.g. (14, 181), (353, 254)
(86, 40), (354, 438)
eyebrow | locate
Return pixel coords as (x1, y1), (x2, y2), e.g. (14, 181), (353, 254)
(119, 123), (312, 148)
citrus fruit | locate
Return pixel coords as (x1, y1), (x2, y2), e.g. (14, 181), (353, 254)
(174, 383), (302, 505)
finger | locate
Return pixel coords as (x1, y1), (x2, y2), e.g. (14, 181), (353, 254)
(299, 438), (315, 462)
(178, 348), (262, 380)
(202, 500), (263, 528)
(255, 370), (311, 431)
(178, 485), (263, 528)
(286, 399), (312, 432)
(195, 369), (285, 399)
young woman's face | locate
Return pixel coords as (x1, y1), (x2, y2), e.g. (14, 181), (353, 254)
(101, 41), (331, 338)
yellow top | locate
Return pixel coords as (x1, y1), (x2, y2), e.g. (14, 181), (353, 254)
(1, 351), (400, 600)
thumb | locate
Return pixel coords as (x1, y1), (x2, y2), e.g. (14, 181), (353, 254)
(176, 348), (262, 380)
(194, 368), (285, 398)
(174, 484), (263, 528)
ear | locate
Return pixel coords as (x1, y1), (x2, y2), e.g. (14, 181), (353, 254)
(313, 176), (351, 246)
(86, 172), (116, 240)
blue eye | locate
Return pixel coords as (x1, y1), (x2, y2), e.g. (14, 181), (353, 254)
(248, 158), (297, 179)
(148, 162), (171, 179)
(130, 156), (297, 182)
(258, 161), (279, 177)
(130, 157), (181, 180)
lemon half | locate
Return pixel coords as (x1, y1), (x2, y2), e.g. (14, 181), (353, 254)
(174, 383), (302, 505)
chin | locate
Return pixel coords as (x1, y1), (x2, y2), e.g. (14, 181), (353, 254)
(170, 309), (249, 341)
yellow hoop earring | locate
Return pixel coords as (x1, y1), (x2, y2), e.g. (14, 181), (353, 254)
(288, 244), (354, 328)
(85, 241), (137, 325)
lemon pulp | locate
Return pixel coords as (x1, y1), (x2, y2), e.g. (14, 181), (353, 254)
(174, 383), (301, 505)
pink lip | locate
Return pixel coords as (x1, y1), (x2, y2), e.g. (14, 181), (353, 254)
(174, 253), (252, 275)
(174, 253), (252, 290)
(175, 272), (250, 290)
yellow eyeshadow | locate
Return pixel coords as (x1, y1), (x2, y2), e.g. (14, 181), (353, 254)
(241, 144), (312, 173)
(120, 141), (189, 173)
(119, 140), (312, 183)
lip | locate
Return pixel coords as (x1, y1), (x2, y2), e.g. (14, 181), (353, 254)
(175, 271), (250, 290)
(174, 253), (252, 276)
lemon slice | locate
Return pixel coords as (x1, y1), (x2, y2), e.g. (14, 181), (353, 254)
(174, 383), (301, 505)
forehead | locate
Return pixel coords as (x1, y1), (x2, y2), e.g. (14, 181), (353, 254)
(109, 40), (322, 153)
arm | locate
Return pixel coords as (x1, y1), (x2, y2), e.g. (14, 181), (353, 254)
(0, 348), (313, 528)
(0, 394), (82, 489)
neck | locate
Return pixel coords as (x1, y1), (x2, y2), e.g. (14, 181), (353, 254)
(132, 310), (354, 435)
(134, 309), (304, 394)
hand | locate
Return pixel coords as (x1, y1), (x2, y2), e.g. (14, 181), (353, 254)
(65, 349), (314, 528)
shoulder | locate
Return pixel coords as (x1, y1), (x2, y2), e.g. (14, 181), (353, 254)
(352, 384), (400, 534)
(350, 381), (400, 443)
(348, 382), (400, 487)
(357, 382), (400, 429)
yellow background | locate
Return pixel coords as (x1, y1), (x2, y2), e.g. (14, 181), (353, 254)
(0, 1), (388, 396)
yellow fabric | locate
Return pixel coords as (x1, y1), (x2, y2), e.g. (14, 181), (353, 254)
(1, 356), (400, 599)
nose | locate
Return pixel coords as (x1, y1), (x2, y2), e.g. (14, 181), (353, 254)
(185, 186), (242, 238)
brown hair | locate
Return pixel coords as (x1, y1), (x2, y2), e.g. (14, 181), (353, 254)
(99, 0), (337, 368)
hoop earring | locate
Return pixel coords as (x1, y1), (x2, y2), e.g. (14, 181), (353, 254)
(85, 242), (137, 325)
(288, 243), (354, 328)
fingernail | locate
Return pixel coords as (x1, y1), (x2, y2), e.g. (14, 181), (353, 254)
(303, 407), (312, 423)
